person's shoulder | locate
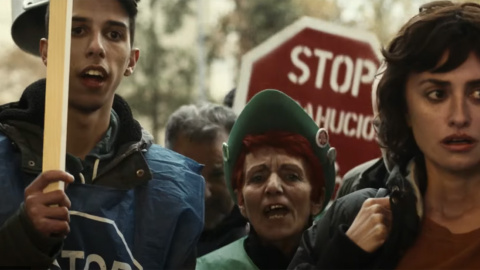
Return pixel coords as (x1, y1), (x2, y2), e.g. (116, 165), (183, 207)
(143, 144), (204, 198)
(196, 237), (255, 270)
(0, 128), (14, 151)
(0, 129), (8, 141)
(329, 188), (381, 219)
(144, 143), (188, 160)
(200, 237), (245, 256)
(338, 158), (388, 198)
(336, 188), (381, 206)
(144, 144), (202, 172)
(343, 158), (382, 182)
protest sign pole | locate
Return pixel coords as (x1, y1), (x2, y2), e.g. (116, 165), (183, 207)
(43, 0), (73, 193)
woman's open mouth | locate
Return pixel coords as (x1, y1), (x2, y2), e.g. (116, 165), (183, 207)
(264, 204), (290, 219)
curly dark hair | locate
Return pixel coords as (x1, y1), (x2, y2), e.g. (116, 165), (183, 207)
(377, 1), (480, 168)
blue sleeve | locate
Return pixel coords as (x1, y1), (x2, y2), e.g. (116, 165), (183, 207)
(138, 145), (205, 269)
(0, 133), (62, 267)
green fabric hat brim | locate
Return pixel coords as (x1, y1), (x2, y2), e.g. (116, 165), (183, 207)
(223, 89), (336, 213)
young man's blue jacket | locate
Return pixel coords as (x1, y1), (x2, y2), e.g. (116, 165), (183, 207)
(0, 79), (205, 269)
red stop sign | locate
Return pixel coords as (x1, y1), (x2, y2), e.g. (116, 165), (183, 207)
(233, 17), (382, 177)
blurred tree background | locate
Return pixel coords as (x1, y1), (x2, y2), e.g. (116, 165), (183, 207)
(118, 0), (196, 141)
(2, 0), (467, 142)
(0, 48), (45, 103)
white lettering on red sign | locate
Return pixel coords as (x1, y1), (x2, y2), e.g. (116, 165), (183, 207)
(303, 102), (375, 141)
(287, 45), (377, 97)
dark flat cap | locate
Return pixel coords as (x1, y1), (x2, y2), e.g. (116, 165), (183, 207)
(11, 0), (48, 56)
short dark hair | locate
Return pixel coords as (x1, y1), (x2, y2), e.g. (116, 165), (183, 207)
(45, 0), (140, 46)
(164, 103), (237, 149)
(377, 1), (480, 167)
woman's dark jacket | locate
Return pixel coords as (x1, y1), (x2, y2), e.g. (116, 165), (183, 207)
(289, 162), (424, 269)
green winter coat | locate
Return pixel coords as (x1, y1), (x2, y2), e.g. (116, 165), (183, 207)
(196, 237), (258, 270)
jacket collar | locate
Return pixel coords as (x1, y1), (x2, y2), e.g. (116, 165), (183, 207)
(0, 79), (146, 149)
(0, 79), (154, 186)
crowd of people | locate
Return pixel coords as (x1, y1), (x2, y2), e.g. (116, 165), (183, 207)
(1, 0), (480, 269)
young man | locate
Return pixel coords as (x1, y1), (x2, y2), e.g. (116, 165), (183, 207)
(0, 0), (204, 268)
(165, 103), (248, 257)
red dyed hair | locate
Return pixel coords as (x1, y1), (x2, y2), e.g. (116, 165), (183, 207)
(232, 131), (325, 202)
